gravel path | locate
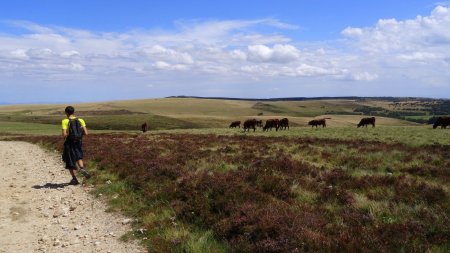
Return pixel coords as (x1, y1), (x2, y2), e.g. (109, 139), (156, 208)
(0, 141), (144, 253)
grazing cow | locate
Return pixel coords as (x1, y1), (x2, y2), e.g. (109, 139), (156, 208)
(357, 117), (376, 128)
(243, 119), (257, 132)
(433, 116), (450, 129)
(141, 122), (148, 133)
(256, 120), (263, 128)
(229, 121), (241, 128)
(308, 119), (328, 128)
(263, 119), (280, 131)
(278, 118), (289, 130)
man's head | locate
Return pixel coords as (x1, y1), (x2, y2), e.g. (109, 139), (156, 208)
(65, 106), (75, 116)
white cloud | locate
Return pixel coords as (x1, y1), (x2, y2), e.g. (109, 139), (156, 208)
(70, 63), (85, 71)
(140, 45), (194, 64)
(60, 50), (80, 58)
(27, 48), (54, 59)
(341, 5), (450, 56)
(10, 49), (29, 59)
(397, 52), (439, 61)
(230, 49), (247, 60)
(247, 44), (300, 63)
(153, 61), (188, 71)
(153, 61), (171, 69)
(295, 64), (338, 77)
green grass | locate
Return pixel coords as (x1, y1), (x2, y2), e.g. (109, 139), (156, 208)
(0, 121), (59, 135)
(152, 125), (450, 146)
(84, 159), (229, 253)
(1, 119), (447, 146)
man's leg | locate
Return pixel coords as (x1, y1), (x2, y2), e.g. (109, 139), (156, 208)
(69, 168), (77, 177)
(68, 168), (79, 185)
(77, 160), (91, 179)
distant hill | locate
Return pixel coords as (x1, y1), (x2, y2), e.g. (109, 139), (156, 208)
(167, 95), (445, 102)
(1, 96), (448, 130)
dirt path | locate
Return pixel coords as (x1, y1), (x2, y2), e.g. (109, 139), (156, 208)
(0, 141), (144, 253)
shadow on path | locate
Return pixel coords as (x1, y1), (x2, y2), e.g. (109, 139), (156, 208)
(32, 182), (70, 189)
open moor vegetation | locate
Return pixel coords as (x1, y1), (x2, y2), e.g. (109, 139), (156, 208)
(10, 133), (450, 252)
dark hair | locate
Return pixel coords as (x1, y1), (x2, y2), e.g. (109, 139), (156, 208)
(65, 106), (75, 115)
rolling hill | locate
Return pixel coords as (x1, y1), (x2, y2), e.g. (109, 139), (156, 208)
(0, 96), (448, 131)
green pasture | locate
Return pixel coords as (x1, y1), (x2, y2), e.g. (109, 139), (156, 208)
(2, 119), (447, 146)
(0, 121), (126, 136)
(0, 97), (447, 146)
(0, 121), (59, 135)
(153, 125), (450, 146)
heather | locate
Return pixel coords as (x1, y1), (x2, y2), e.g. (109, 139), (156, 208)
(13, 133), (450, 252)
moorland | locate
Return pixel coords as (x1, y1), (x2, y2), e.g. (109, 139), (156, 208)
(1, 96), (449, 252)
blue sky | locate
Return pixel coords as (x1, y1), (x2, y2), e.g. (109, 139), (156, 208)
(0, 0), (449, 103)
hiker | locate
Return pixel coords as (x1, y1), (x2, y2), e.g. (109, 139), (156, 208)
(62, 106), (91, 185)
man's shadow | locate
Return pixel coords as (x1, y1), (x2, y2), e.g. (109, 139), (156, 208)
(32, 182), (70, 189)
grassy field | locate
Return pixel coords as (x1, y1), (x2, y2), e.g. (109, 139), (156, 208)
(0, 97), (432, 131)
(152, 125), (450, 146)
(1, 120), (446, 146)
(1, 98), (449, 252)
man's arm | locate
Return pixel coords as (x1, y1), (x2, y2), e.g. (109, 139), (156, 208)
(62, 129), (68, 137)
(82, 126), (88, 136)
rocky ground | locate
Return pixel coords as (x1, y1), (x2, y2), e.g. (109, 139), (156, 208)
(0, 141), (144, 253)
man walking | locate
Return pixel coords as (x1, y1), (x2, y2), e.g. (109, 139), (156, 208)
(62, 106), (91, 185)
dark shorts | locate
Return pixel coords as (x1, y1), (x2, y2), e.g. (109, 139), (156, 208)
(62, 139), (83, 169)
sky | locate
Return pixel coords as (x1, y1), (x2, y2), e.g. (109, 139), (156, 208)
(1, 0), (450, 103)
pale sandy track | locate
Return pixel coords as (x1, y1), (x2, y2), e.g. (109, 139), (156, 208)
(0, 141), (144, 253)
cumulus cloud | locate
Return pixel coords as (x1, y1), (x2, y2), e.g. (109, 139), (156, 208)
(140, 45), (194, 64)
(341, 5), (450, 57)
(247, 44), (301, 63)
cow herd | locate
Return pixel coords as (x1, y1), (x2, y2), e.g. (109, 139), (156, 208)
(139, 116), (450, 133)
(229, 116), (450, 132)
(229, 118), (290, 132)
(230, 117), (377, 132)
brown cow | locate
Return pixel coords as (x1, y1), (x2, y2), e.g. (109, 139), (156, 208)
(357, 117), (376, 128)
(278, 118), (289, 130)
(243, 119), (257, 132)
(141, 122), (148, 133)
(308, 119), (327, 128)
(433, 116), (450, 129)
(263, 119), (280, 131)
(229, 121), (241, 128)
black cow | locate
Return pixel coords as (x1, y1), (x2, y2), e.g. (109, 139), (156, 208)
(141, 122), (148, 133)
(308, 119), (326, 128)
(243, 119), (257, 132)
(433, 116), (450, 129)
(263, 119), (280, 131)
(357, 117), (376, 128)
(278, 118), (289, 130)
(229, 121), (241, 128)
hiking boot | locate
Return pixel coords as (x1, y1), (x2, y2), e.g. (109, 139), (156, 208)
(80, 168), (91, 179)
(69, 178), (80, 185)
